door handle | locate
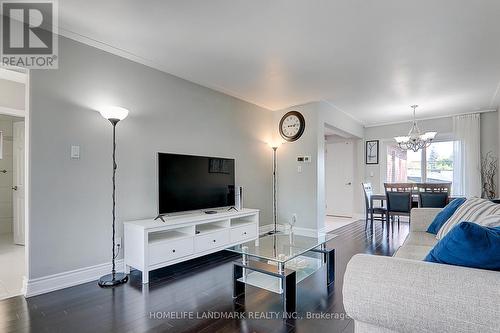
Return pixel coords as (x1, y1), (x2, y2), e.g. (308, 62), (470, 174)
(12, 186), (17, 191)
(345, 182), (352, 185)
(0, 170), (6, 173)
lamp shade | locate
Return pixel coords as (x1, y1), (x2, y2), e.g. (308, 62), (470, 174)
(268, 141), (283, 149)
(421, 131), (437, 140)
(394, 136), (410, 143)
(99, 106), (129, 121)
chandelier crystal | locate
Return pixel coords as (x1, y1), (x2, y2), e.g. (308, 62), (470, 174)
(394, 105), (437, 152)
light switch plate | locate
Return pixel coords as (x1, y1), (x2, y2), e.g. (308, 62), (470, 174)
(297, 156), (312, 163)
(71, 145), (80, 159)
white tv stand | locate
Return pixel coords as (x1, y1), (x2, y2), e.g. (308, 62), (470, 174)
(124, 208), (259, 284)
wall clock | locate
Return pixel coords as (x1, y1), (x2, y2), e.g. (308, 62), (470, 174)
(279, 111), (305, 142)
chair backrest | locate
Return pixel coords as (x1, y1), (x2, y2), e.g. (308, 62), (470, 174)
(362, 183), (373, 209)
(384, 183), (415, 192)
(419, 192), (449, 208)
(386, 191), (412, 213)
(416, 183), (451, 194)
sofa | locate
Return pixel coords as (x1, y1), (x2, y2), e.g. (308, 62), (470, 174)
(343, 208), (500, 333)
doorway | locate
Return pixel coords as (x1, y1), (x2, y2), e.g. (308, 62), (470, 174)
(325, 137), (354, 217)
(0, 68), (27, 300)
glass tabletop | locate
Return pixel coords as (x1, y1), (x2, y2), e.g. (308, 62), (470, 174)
(226, 232), (337, 263)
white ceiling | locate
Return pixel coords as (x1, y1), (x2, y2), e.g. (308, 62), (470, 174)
(57, 0), (500, 125)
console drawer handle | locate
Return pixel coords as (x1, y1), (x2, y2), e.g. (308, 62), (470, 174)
(243, 232), (247, 235)
(213, 239), (216, 243)
(172, 249), (176, 253)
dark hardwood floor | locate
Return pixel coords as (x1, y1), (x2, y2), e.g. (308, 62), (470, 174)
(0, 220), (409, 333)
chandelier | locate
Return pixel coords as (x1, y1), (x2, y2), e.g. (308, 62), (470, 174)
(394, 105), (437, 152)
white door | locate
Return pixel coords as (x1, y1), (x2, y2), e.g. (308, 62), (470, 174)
(325, 140), (354, 217)
(13, 121), (25, 245)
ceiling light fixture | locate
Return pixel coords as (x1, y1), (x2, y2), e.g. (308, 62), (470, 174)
(394, 105), (437, 152)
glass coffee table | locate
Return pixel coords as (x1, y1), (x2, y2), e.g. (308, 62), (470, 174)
(226, 232), (337, 313)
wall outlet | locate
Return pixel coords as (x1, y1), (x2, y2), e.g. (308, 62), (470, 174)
(116, 237), (122, 249)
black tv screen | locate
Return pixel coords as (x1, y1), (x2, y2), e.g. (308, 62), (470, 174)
(158, 153), (235, 214)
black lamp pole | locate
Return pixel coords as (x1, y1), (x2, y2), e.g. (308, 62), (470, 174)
(98, 118), (128, 287)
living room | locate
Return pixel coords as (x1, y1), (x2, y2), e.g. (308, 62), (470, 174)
(0, 1), (499, 333)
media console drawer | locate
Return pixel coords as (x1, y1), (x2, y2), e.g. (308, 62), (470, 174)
(195, 229), (230, 252)
(230, 224), (257, 243)
(149, 237), (194, 265)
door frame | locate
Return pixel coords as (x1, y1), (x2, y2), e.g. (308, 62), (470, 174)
(0, 68), (30, 297)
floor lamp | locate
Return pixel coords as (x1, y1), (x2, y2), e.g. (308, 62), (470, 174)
(268, 143), (281, 235)
(98, 106), (129, 287)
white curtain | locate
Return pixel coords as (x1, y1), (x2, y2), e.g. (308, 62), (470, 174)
(452, 113), (481, 197)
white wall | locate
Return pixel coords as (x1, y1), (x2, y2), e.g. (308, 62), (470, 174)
(0, 79), (25, 110)
(364, 112), (498, 194)
(272, 101), (363, 233)
(29, 36), (273, 279)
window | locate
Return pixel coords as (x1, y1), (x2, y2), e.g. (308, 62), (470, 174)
(407, 149), (423, 182)
(386, 141), (455, 184)
(425, 141), (454, 183)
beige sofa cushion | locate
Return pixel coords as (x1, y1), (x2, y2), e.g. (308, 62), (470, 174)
(394, 229), (437, 260)
(394, 245), (433, 260)
(404, 231), (439, 247)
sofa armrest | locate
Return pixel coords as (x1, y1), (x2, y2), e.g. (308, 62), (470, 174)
(343, 254), (500, 333)
(410, 208), (441, 232)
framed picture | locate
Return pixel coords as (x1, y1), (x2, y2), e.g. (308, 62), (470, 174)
(365, 140), (379, 164)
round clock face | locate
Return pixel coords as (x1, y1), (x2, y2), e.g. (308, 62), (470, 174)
(279, 111), (305, 142)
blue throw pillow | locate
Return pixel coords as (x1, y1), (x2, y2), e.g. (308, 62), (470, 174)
(426, 197), (466, 234)
(424, 222), (500, 271)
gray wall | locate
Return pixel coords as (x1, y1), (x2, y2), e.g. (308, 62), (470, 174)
(29, 36), (273, 278)
(273, 101), (364, 232)
(480, 111), (498, 158)
(364, 112), (498, 193)
(273, 103), (319, 231)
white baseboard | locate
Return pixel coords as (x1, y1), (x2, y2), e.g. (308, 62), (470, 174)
(353, 213), (365, 220)
(259, 224), (286, 234)
(292, 226), (323, 237)
(259, 224), (323, 237)
(25, 259), (124, 297)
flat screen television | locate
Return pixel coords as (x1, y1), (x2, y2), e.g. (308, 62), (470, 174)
(158, 153), (235, 214)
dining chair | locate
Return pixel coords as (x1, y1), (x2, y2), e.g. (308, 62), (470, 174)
(416, 182), (451, 193)
(416, 183), (451, 208)
(362, 183), (387, 230)
(384, 183), (416, 192)
(384, 184), (412, 227)
(418, 192), (449, 208)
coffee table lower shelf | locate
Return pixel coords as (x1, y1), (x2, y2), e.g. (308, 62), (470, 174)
(232, 247), (335, 313)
